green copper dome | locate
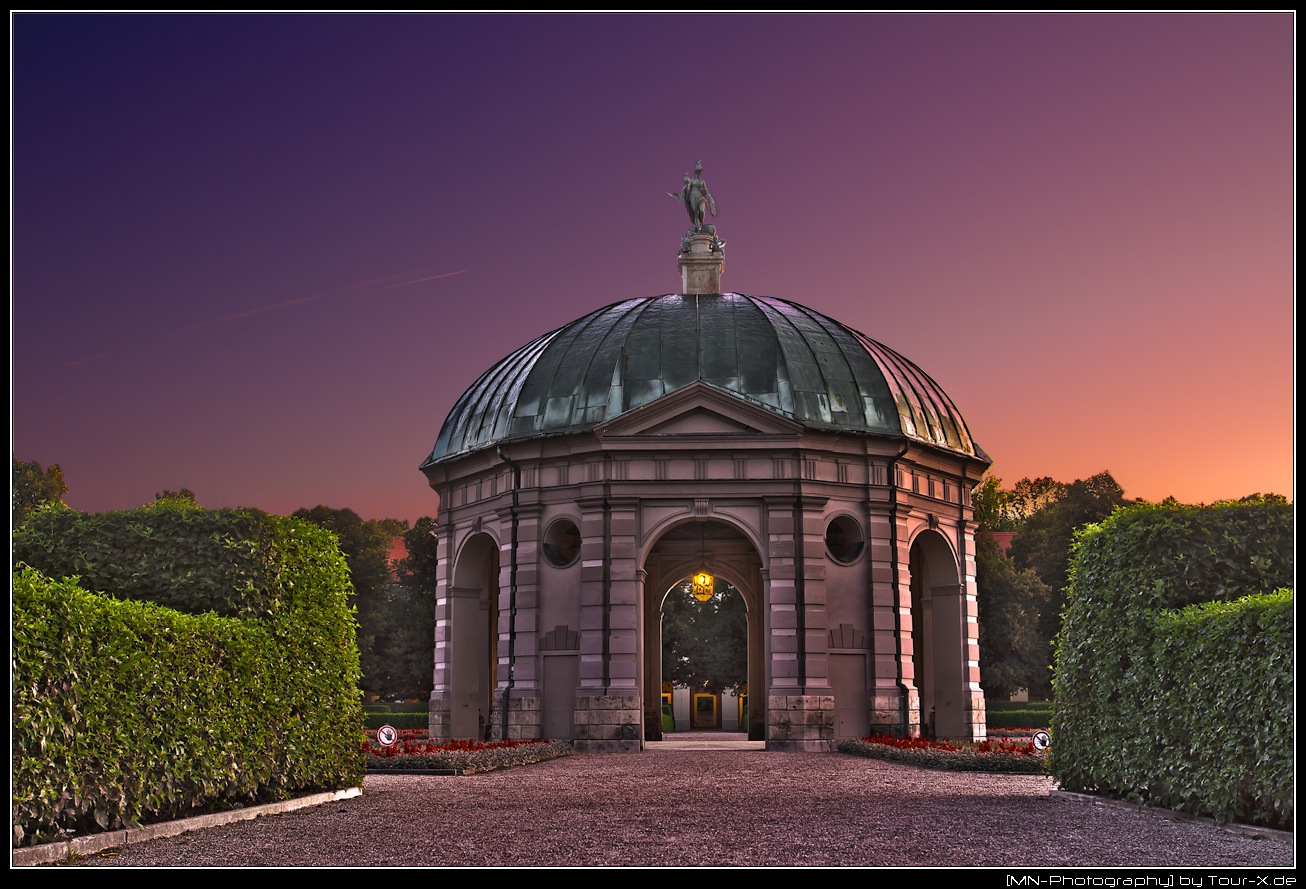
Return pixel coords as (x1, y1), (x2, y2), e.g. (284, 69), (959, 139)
(422, 293), (983, 467)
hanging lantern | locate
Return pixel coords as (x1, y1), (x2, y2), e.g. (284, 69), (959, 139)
(691, 570), (715, 601)
(692, 522), (714, 601)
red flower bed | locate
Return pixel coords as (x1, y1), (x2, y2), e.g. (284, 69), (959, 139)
(860, 734), (964, 753)
(858, 734), (1038, 756)
(974, 738), (1039, 756)
(364, 729), (555, 758)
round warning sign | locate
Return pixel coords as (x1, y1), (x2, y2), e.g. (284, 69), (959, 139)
(1032, 730), (1051, 750)
(377, 724), (399, 747)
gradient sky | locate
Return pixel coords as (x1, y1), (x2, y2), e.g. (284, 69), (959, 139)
(12, 14), (1295, 524)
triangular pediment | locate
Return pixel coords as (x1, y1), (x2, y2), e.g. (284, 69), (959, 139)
(644, 407), (753, 435)
(596, 381), (803, 437)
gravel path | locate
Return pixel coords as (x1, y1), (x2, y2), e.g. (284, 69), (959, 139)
(68, 751), (1292, 867)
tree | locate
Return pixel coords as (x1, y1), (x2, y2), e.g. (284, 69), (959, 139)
(973, 475), (1066, 533)
(1002, 471), (1129, 697)
(153, 488), (200, 507)
(382, 516), (439, 701)
(1008, 477), (1066, 524)
(1008, 472), (1128, 604)
(974, 527), (1053, 698)
(292, 506), (410, 699)
(972, 472), (1124, 699)
(661, 581), (748, 693)
(972, 475), (1015, 531)
(13, 458), (68, 527)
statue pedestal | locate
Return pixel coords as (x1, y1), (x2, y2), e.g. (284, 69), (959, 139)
(678, 231), (724, 294)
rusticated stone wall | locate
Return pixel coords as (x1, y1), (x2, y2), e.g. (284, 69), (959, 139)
(490, 695), (542, 741)
(574, 694), (643, 753)
(767, 695), (835, 751)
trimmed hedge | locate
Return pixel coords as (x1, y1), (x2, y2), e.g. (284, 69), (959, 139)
(1050, 500), (1293, 829)
(364, 712), (429, 730)
(986, 709), (1053, 729)
(14, 501), (289, 618)
(12, 504), (365, 846)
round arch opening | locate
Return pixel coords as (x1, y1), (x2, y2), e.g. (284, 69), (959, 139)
(640, 519), (766, 742)
(447, 532), (500, 740)
(908, 528), (966, 741)
(659, 576), (749, 734)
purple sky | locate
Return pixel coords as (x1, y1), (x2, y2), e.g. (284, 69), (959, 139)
(13, 14), (1294, 523)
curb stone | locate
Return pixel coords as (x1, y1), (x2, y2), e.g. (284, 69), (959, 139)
(1050, 789), (1293, 844)
(12, 787), (363, 867)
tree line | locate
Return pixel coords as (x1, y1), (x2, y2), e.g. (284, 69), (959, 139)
(12, 458), (437, 703)
(971, 472), (1128, 700)
(971, 470), (1286, 701)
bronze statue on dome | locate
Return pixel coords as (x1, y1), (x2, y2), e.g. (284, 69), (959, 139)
(669, 161), (717, 231)
(670, 161), (724, 254)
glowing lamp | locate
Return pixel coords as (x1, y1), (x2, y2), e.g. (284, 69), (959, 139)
(691, 571), (715, 602)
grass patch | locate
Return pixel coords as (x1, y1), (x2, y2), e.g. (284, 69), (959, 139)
(362, 702), (429, 713)
(839, 735), (1047, 774)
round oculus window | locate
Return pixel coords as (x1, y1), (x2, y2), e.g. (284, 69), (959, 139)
(542, 519), (581, 567)
(825, 515), (865, 563)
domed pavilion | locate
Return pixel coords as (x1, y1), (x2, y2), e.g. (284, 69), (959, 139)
(421, 183), (990, 751)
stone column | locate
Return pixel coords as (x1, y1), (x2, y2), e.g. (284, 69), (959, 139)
(429, 518), (455, 739)
(869, 496), (918, 737)
(489, 504), (543, 741)
(764, 496), (799, 700)
(573, 496), (642, 752)
(639, 566), (663, 741)
(749, 564), (768, 740)
(960, 520), (986, 741)
(763, 494), (834, 751)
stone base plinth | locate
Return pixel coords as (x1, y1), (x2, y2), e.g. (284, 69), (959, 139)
(678, 231), (724, 293)
(766, 695), (835, 751)
(573, 694), (643, 753)
(428, 696), (452, 740)
(490, 694), (542, 741)
(871, 690), (922, 739)
(965, 691), (987, 741)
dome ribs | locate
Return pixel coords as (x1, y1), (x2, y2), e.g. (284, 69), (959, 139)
(425, 327), (561, 465)
(424, 292), (980, 465)
(851, 330), (977, 457)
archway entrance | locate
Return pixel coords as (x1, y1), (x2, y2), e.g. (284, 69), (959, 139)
(660, 578), (749, 733)
(909, 529), (965, 739)
(641, 519), (765, 741)
(448, 532), (499, 739)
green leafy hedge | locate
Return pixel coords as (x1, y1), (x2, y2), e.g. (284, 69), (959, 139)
(14, 501), (287, 618)
(1050, 500), (1293, 829)
(12, 505), (365, 846)
(364, 712), (429, 730)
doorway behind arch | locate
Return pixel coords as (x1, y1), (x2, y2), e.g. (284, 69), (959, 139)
(641, 519), (766, 741)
